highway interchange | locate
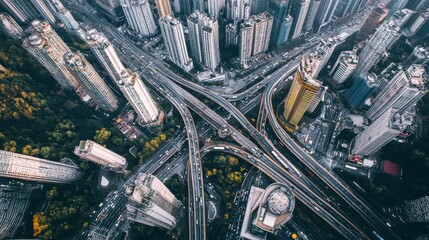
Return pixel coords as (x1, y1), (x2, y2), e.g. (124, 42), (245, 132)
(62, 1), (402, 239)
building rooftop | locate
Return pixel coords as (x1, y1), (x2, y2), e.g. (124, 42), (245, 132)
(253, 183), (295, 233)
(300, 56), (323, 87)
(407, 64), (427, 87)
(382, 160), (401, 177)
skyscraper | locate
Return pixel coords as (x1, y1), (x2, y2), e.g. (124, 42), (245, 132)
(226, 0), (251, 21)
(0, 0), (38, 23)
(303, 0), (321, 33)
(283, 56), (323, 127)
(0, 13), (24, 39)
(406, 0), (429, 11)
(313, 0), (339, 32)
(275, 15), (293, 45)
(155, 0), (173, 17)
(354, 18), (402, 77)
(267, 0), (290, 46)
(188, 10), (220, 71)
(30, 0), (56, 24)
(355, 5), (389, 43)
(193, 0), (205, 11)
(208, 0), (225, 18)
(239, 12), (273, 65)
(201, 18), (220, 71)
(329, 50), (358, 84)
(251, 12), (273, 55)
(408, 11), (429, 36)
(82, 29), (162, 124)
(352, 108), (413, 156)
(250, 0), (267, 15)
(0, 150), (83, 184)
(403, 46), (429, 68)
(125, 173), (182, 230)
(118, 69), (162, 124)
(290, 0), (310, 39)
(64, 51), (119, 112)
(346, 73), (379, 109)
(178, 0), (192, 14)
(226, 23), (239, 46)
(311, 37), (339, 78)
(366, 65), (427, 121)
(82, 28), (125, 83)
(159, 16), (194, 72)
(46, 0), (79, 30)
(239, 19), (254, 66)
(23, 21), (79, 90)
(95, 0), (125, 22)
(120, 0), (158, 37)
(74, 140), (127, 171)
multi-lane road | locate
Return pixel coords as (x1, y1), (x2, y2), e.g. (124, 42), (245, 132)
(63, 1), (401, 239)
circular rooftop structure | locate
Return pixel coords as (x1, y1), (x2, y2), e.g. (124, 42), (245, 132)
(268, 189), (290, 215)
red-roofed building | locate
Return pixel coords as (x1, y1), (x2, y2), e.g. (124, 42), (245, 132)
(381, 160), (402, 178)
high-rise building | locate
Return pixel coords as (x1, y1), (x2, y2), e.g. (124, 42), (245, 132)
(366, 65), (427, 121)
(408, 11), (429, 35)
(311, 37), (340, 78)
(406, 0), (429, 11)
(239, 19), (254, 66)
(159, 16), (194, 72)
(352, 108), (413, 156)
(30, 0), (56, 24)
(251, 12), (273, 56)
(81, 28), (124, 84)
(333, 0), (354, 18)
(201, 18), (220, 71)
(178, 0), (192, 14)
(74, 140), (127, 171)
(125, 173), (182, 230)
(354, 18), (402, 77)
(386, 0), (409, 19)
(251, 0), (267, 15)
(290, 0), (310, 39)
(0, 150), (83, 183)
(226, 0), (251, 21)
(81, 29), (162, 124)
(0, 13), (24, 39)
(120, 0), (158, 37)
(239, 12), (273, 65)
(155, 0), (173, 17)
(0, 183), (32, 240)
(313, 0), (339, 32)
(95, 0), (125, 22)
(23, 21), (80, 90)
(303, 0), (321, 33)
(188, 10), (220, 71)
(329, 50), (358, 84)
(346, 73), (379, 109)
(46, 0), (79, 30)
(193, 0), (205, 11)
(208, 0), (225, 18)
(118, 69), (162, 124)
(283, 56), (323, 127)
(355, 5), (389, 43)
(64, 51), (119, 112)
(240, 183), (295, 239)
(0, 0), (38, 23)
(226, 23), (239, 46)
(275, 15), (293, 45)
(267, 0), (290, 46)
(404, 46), (429, 68)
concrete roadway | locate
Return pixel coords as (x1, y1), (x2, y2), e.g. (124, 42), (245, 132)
(261, 60), (402, 240)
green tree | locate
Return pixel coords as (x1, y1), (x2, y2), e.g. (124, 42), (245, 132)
(94, 127), (111, 144)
